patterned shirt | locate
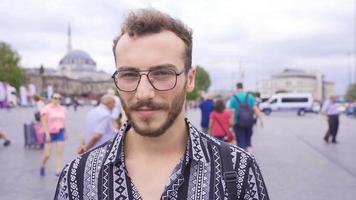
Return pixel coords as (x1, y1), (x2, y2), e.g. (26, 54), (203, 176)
(54, 119), (269, 200)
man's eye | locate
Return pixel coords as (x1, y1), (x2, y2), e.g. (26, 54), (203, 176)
(151, 69), (175, 77)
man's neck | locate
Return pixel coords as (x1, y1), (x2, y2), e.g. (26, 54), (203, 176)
(124, 114), (188, 159)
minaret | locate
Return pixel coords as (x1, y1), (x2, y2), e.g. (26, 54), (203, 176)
(67, 24), (72, 52)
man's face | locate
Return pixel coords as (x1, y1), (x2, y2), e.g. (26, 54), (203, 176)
(114, 31), (195, 137)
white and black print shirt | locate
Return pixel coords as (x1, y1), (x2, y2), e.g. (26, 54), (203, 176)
(55, 119), (269, 200)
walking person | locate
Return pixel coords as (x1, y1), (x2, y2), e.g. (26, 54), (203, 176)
(72, 96), (80, 112)
(198, 93), (214, 133)
(229, 82), (263, 152)
(40, 93), (67, 176)
(55, 9), (269, 200)
(209, 99), (234, 142)
(107, 88), (122, 128)
(77, 94), (116, 154)
(33, 95), (46, 148)
(322, 95), (341, 144)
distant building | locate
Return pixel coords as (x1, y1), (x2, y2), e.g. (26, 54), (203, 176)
(258, 69), (334, 101)
(27, 25), (114, 96)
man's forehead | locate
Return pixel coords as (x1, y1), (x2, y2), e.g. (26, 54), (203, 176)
(115, 31), (185, 51)
(115, 31), (186, 70)
(117, 64), (178, 71)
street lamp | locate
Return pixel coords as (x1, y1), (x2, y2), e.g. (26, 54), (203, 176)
(39, 64), (45, 96)
(348, 52), (352, 85)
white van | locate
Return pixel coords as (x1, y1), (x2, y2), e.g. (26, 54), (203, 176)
(259, 93), (314, 116)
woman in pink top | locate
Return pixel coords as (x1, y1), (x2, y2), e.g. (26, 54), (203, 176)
(40, 93), (67, 176)
(209, 99), (234, 142)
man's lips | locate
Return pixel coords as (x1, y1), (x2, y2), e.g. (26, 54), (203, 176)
(134, 107), (160, 117)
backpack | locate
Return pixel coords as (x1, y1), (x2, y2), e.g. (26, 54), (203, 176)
(233, 93), (255, 128)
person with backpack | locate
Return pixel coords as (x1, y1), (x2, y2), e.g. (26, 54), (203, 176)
(229, 82), (263, 152)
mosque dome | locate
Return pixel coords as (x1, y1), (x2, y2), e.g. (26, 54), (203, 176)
(59, 50), (96, 66)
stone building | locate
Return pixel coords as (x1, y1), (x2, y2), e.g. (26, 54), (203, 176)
(258, 69), (334, 101)
(27, 73), (114, 97)
(27, 26), (114, 97)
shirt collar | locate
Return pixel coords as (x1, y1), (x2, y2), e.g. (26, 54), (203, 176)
(103, 118), (209, 166)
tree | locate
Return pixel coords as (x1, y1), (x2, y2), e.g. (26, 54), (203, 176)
(187, 87), (200, 100)
(346, 84), (356, 101)
(187, 65), (211, 100)
(195, 65), (211, 92)
(0, 42), (27, 90)
(275, 89), (288, 94)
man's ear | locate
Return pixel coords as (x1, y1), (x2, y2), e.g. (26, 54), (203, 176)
(186, 67), (196, 92)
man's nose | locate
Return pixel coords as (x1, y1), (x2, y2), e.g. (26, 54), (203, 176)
(135, 75), (155, 100)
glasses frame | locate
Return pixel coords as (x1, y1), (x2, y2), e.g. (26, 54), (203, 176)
(112, 68), (186, 92)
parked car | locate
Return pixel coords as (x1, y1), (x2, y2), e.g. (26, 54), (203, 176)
(346, 103), (356, 117)
(259, 93), (314, 116)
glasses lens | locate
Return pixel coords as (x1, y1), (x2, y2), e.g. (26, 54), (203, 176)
(112, 68), (179, 92)
(114, 70), (140, 91)
(149, 69), (176, 90)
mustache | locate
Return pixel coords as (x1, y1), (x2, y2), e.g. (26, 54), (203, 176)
(129, 100), (168, 110)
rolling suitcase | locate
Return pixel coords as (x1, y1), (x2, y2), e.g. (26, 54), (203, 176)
(24, 123), (37, 148)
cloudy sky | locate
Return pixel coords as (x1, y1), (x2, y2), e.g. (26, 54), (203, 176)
(1, 0), (355, 94)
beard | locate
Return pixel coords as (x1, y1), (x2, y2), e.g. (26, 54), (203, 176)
(120, 87), (186, 137)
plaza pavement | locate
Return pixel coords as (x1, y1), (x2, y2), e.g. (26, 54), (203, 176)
(0, 106), (355, 200)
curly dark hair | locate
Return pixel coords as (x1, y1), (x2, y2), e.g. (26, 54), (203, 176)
(214, 99), (226, 113)
(112, 8), (193, 71)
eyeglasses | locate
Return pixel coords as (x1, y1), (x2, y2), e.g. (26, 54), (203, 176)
(112, 68), (185, 92)
(52, 97), (61, 100)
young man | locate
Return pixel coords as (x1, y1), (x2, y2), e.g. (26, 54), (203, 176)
(229, 83), (263, 152)
(55, 9), (269, 200)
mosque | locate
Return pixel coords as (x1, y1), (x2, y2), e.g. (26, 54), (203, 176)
(58, 27), (109, 81)
(27, 26), (114, 97)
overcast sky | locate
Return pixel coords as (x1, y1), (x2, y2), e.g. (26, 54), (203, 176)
(1, 0), (355, 94)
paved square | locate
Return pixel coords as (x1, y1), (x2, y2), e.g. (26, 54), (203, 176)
(0, 107), (355, 199)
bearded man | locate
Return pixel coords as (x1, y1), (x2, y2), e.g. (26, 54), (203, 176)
(55, 8), (269, 200)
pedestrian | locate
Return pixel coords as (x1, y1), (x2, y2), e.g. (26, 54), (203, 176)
(0, 128), (11, 147)
(209, 98), (234, 142)
(199, 93), (214, 133)
(229, 82), (263, 152)
(40, 93), (67, 177)
(55, 9), (269, 200)
(33, 95), (45, 122)
(321, 95), (341, 144)
(72, 96), (80, 112)
(33, 95), (46, 149)
(77, 94), (116, 154)
(107, 88), (122, 127)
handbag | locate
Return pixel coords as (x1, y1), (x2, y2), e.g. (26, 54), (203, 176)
(214, 116), (235, 142)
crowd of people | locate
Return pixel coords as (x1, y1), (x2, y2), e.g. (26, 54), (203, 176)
(0, 90), (123, 177)
(199, 82), (263, 152)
